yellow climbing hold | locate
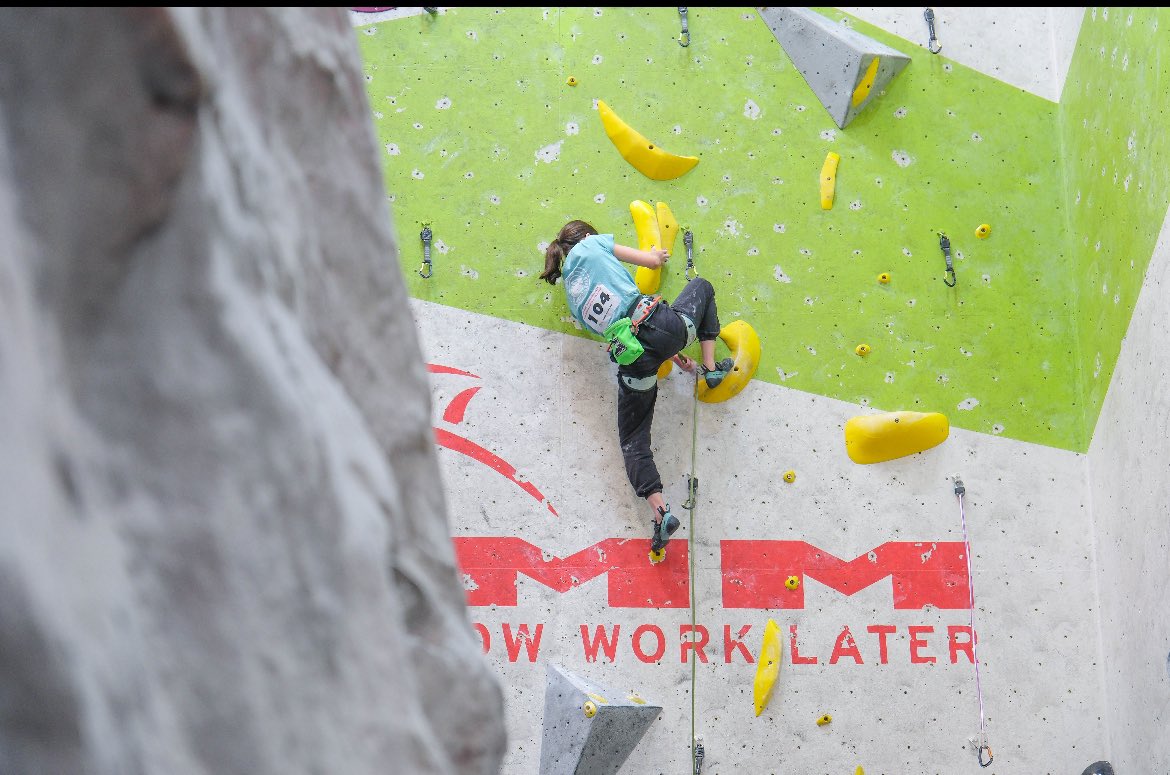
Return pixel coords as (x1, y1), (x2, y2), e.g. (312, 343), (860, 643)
(878, 272), (891, 284)
(753, 618), (783, 716)
(976, 223), (992, 239)
(820, 151), (840, 210)
(855, 343), (871, 357)
(816, 713), (832, 726)
(627, 694), (647, 705)
(598, 100), (699, 181)
(697, 320), (761, 404)
(784, 575), (800, 590)
(782, 470), (796, 483)
(657, 359), (673, 380)
(629, 199), (680, 294)
(844, 411), (950, 464)
(566, 75), (578, 87)
(851, 56), (881, 107)
(583, 701), (597, 718)
(856, 768), (865, 775)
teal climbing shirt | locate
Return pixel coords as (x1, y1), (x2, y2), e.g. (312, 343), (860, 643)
(562, 234), (640, 337)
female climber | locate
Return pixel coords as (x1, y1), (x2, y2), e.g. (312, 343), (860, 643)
(540, 219), (731, 553)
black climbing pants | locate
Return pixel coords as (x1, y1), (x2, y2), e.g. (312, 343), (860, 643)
(616, 276), (720, 499)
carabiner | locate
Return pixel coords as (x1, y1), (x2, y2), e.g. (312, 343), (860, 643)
(419, 225), (433, 279)
(683, 230), (697, 280)
(924, 8), (942, 54)
(678, 7), (690, 47)
(977, 744), (993, 767)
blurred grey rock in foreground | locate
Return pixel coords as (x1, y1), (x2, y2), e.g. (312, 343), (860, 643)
(0, 7), (505, 774)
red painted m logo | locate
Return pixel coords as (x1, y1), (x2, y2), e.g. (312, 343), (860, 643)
(454, 537), (689, 609)
(721, 541), (970, 609)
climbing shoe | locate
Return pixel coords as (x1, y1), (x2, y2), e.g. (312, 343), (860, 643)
(701, 357), (735, 389)
(651, 506), (681, 552)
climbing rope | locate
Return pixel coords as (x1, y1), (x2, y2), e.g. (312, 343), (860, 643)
(955, 477), (993, 767)
(684, 369), (701, 772)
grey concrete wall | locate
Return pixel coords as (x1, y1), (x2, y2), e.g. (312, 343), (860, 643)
(1086, 207), (1170, 772)
(415, 297), (1102, 773)
(0, 8), (504, 774)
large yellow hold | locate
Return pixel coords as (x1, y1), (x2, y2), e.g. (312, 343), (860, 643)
(630, 200), (680, 294)
(753, 618), (783, 716)
(844, 411), (950, 464)
(597, 100), (699, 180)
(698, 320), (761, 404)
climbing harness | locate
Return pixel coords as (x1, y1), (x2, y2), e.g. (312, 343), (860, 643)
(924, 8), (942, 54)
(955, 477), (993, 768)
(683, 230), (697, 280)
(938, 232), (957, 287)
(677, 7), (690, 47)
(419, 224), (433, 278)
(629, 294), (663, 334)
(684, 368), (701, 772)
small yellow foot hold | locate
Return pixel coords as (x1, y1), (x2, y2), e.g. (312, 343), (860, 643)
(816, 713), (832, 726)
(649, 548), (666, 564)
(975, 223), (991, 239)
(782, 470), (796, 483)
(566, 75), (578, 87)
(583, 701), (597, 718)
(855, 343), (871, 356)
(784, 575), (800, 590)
(878, 272), (891, 284)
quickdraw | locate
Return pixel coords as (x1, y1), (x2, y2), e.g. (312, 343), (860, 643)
(939, 232), (957, 287)
(678, 7), (690, 47)
(925, 8), (942, 54)
(955, 477), (993, 768)
(683, 230), (697, 280)
(419, 225), (433, 279)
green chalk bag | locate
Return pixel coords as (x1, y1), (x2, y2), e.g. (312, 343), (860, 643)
(605, 317), (644, 366)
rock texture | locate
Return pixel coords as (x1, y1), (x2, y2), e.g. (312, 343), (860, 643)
(0, 7), (504, 774)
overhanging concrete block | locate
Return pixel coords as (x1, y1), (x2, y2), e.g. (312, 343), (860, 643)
(757, 7), (911, 128)
(538, 662), (661, 775)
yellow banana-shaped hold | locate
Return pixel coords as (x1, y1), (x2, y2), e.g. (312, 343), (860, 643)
(633, 201), (681, 294)
(753, 618), (783, 716)
(697, 320), (761, 404)
(844, 411), (950, 464)
(851, 57), (880, 107)
(598, 100), (699, 181)
(630, 200), (663, 294)
(820, 152), (840, 210)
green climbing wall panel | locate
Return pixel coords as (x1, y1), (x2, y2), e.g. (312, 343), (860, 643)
(356, 7), (1170, 454)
